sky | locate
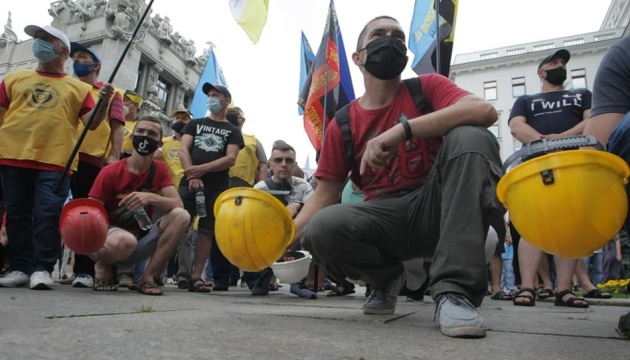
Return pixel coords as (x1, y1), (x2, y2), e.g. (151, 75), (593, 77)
(1, 0), (613, 168)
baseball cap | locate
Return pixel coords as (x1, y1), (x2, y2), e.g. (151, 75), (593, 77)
(170, 105), (193, 118)
(538, 49), (571, 69)
(24, 25), (70, 50)
(70, 42), (102, 63)
(202, 83), (231, 99)
(124, 90), (143, 107)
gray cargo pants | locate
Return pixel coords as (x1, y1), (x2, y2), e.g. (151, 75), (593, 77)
(301, 126), (504, 307)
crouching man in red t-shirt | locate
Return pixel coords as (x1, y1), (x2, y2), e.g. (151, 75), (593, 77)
(88, 116), (190, 295)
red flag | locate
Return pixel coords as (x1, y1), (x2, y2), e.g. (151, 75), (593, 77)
(298, 0), (354, 151)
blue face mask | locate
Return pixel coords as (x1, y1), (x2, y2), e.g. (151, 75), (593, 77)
(32, 38), (59, 63)
(73, 62), (96, 77)
(206, 97), (223, 113)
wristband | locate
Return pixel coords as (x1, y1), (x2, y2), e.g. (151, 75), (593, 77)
(399, 115), (412, 141)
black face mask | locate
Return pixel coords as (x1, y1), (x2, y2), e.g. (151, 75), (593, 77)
(544, 67), (567, 86)
(361, 35), (408, 80)
(132, 135), (159, 156)
(171, 122), (186, 134)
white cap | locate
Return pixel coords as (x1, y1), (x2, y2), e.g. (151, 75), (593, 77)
(24, 25), (71, 50)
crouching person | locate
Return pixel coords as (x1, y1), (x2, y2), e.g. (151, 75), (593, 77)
(88, 116), (190, 295)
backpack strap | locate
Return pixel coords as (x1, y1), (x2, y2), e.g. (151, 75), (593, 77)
(334, 104), (352, 159)
(139, 161), (156, 192)
(403, 77), (433, 114)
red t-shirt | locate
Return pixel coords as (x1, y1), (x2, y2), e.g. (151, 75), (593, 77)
(89, 159), (173, 229)
(315, 74), (470, 200)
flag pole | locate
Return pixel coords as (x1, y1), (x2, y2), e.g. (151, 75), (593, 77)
(435, 0), (441, 75)
(53, 0), (156, 193)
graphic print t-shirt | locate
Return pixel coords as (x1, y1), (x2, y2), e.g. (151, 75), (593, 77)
(181, 117), (244, 189)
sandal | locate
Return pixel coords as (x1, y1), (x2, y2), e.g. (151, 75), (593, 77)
(188, 277), (212, 293)
(327, 283), (356, 297)
(137, 280), (163, 296)
(490, 290), (513, 301)
(92, 278), (118, 292)
(554, 289), (589, 308)
(512, 287), (536, 307)
(583, 289), (613, 299)
(537, 288), (554, 300)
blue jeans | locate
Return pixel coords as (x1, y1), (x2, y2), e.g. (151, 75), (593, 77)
(0, 166), (70, 274)
(500, 258), (516, 291)
(608, 111), (630, 232)
(584, 253), (604, 285)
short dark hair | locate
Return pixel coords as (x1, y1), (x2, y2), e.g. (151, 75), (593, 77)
(134, 115), (163, 138)
(272, 140), (295, 155)
(356, 15), (399, 51)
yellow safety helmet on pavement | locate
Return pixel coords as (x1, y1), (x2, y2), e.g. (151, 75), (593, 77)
(213, 188), (295, 272)
(497, 136), (629, 258)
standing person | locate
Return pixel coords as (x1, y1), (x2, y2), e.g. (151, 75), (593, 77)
(293, 16), (503, 338)
(509, 49), (591, 309)
(88, 116), (190, 295)
(0, 25), (113, 289)
(68, 42), (125, 288)
(226, 106), (268, 286)
(582, 34), (630, 338)
(179, 83), (243, 293)
(156, 105), (193, 288)
(121, 90), (143, 158)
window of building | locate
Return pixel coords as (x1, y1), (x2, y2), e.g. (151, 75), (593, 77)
(484, 81), (497, 101)
(512, 77), (526, 98)
(157, 76), (171, 112)
(135, 63), (145, 92)
(183, 94), (191, 108)
(571, 68), (587, 89)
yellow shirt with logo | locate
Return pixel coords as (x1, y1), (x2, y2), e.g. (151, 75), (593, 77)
(0, 69), (92, 171)
(78, 87), (123, 161)
(229, 133), (259, 186)
(121, 120), (137, 155)
(160, 136), (185, 188)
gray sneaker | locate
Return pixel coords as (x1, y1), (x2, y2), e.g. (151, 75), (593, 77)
(435, 293), (486, 338)
(363, 272), (406, 315)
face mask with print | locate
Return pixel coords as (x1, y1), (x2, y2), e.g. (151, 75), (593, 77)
(206, 97), (223, 113)
(32, 38), (59, 63)
(73, 62), (96, 77)
(361, 35), (408, 80)
(544, 67), (567, 86)
(132, 135), (159, 156)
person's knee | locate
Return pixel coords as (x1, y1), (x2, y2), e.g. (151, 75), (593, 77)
(444, 125), (498, 152)
(162, 207), (190, 231)
(302, 206), (347, 254)
(104, 232), (137, 260)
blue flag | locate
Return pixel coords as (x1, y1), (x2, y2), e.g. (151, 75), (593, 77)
(298, 0), (355, 151)
(408, 0), (458, 76)
(298, 31), (315, 115)
(190, 48), (228, 118)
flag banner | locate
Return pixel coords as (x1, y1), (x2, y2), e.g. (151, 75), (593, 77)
(229, 0), (269, 44)
(298, 31), (315, 115)
(190, 49), (228, 118)
(408, 0), (458, 77)
(298, 0), (355, 151)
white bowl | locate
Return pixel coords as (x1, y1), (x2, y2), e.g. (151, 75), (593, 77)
(270, 251), (311, 284)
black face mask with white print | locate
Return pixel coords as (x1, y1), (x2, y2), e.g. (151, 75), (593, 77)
(132, 135), (159, 155)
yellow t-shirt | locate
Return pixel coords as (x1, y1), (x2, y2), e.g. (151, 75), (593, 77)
(229, 133), (259, 186)
(0, 69), (92, 171)
(78, 87), (124, 160)
(121, 120), (136, 155)
(160, 136), (185, 188)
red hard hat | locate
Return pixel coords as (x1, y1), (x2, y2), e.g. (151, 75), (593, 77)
(59, 198), (109, 255)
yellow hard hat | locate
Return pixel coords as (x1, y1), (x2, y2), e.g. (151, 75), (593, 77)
(497, 147), (629, 258)
(213, 188), (295, 272)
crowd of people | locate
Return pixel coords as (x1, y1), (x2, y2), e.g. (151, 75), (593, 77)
(0, 17), (628, 340)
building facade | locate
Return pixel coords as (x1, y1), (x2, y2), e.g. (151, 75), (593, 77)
(450, 0), (630, 161)
(0, 0), (211, 134)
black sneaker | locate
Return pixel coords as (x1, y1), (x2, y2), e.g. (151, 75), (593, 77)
(251, 269), (273, 296)
(212, 282), (229, 291)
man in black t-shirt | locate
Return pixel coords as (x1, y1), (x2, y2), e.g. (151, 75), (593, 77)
(179, 83), (244, 293)
(508, 49), (591, 308)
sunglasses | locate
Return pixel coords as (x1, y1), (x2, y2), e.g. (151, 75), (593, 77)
(271, 157), (295, 164)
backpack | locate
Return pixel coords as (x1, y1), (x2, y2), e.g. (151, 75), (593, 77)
(334, 77), (433, 161)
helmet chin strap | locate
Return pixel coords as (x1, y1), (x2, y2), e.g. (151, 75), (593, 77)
(503, 135), (604, 173)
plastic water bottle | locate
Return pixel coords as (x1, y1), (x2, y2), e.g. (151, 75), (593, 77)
(133, 207), (153, 230)
(195, 191), (207, 218)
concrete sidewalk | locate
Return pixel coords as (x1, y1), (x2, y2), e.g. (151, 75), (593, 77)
(0, 282), (628, 360)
